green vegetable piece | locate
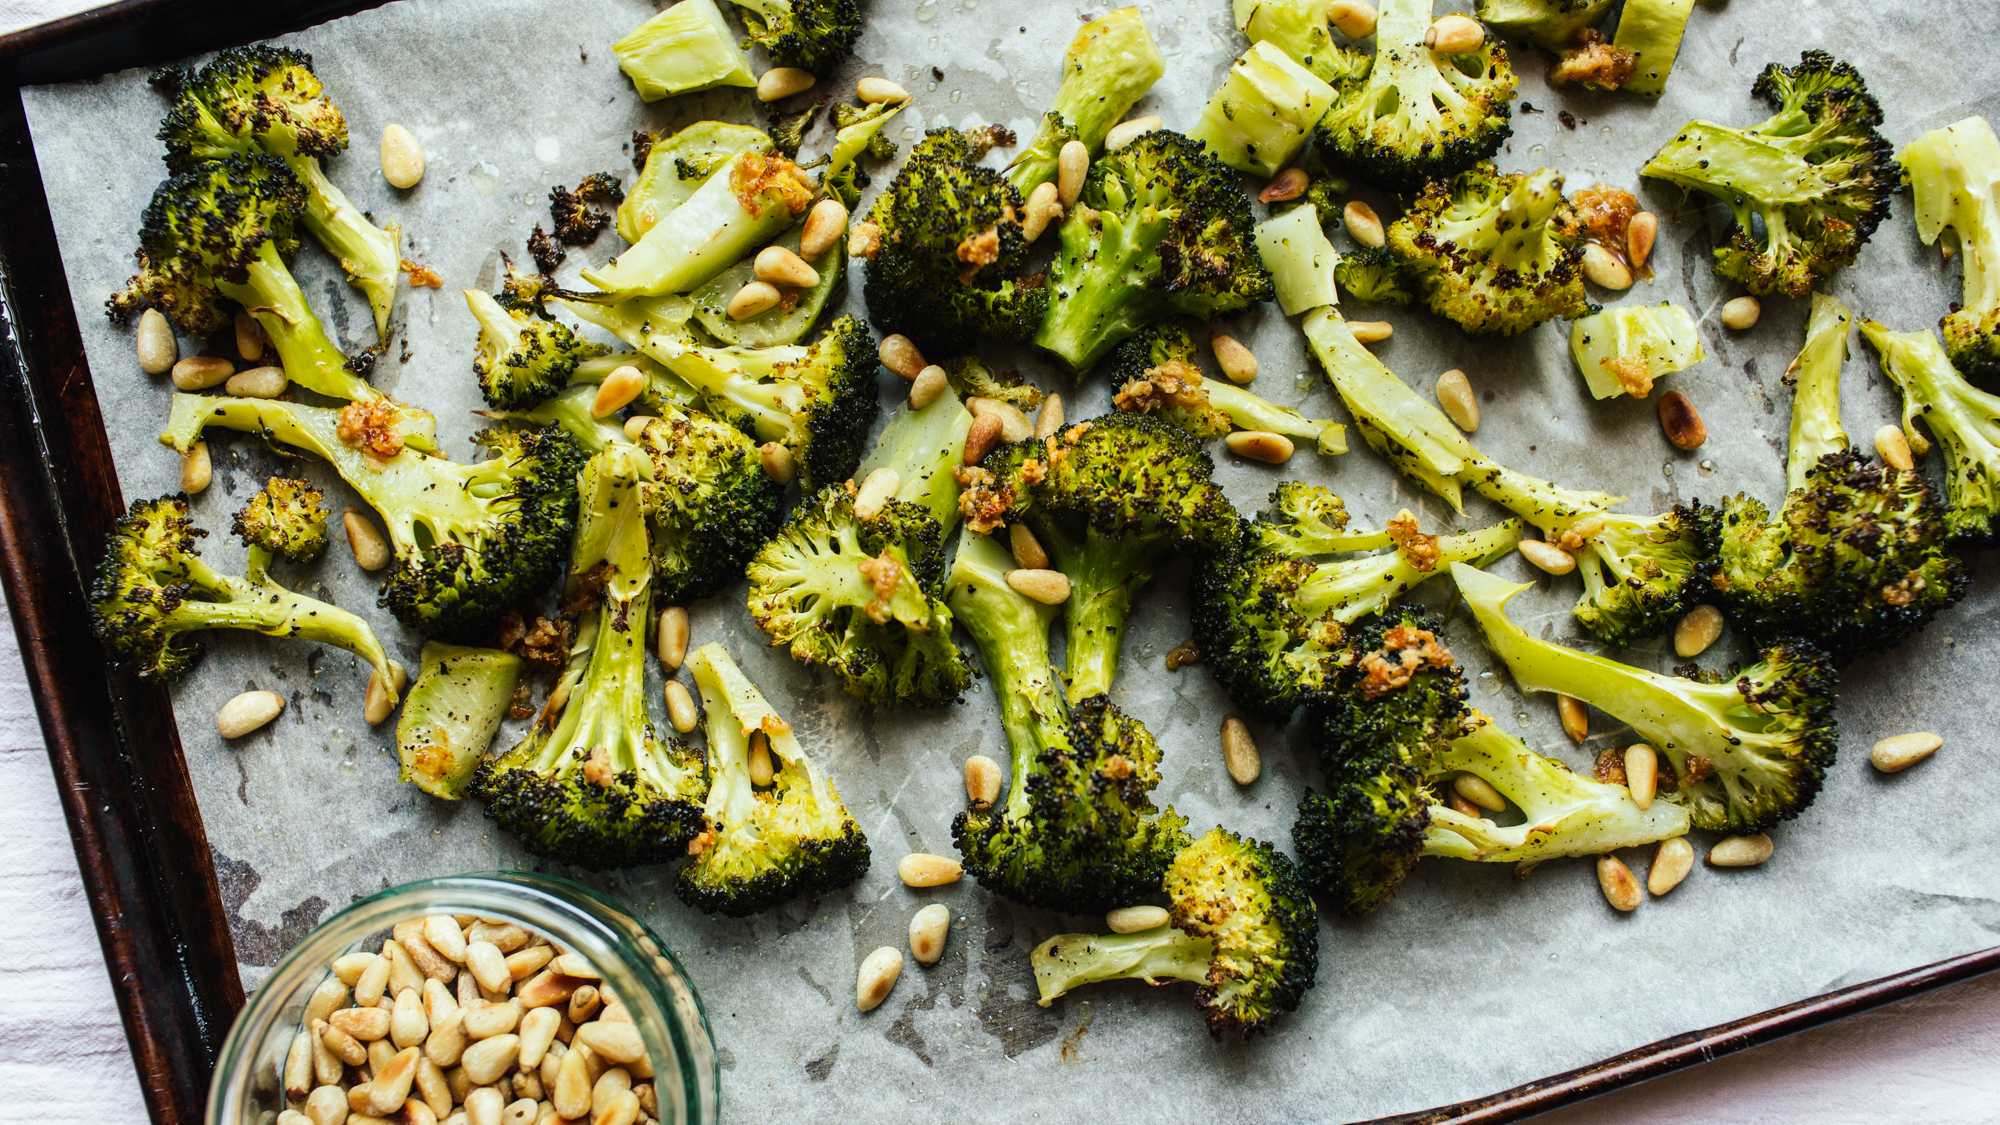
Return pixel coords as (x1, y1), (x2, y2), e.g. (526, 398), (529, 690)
(613, 0), (757, 101)
(1254, 204), (1341, 315)
(1188, 41), (1337, 179)
(1862, 317), (2000, 548)
(1474, 0), (1613, 49)
(1567, 303), (1704, 400)
(1898, 116), (2000, 385)
(690, 220), (842, 347)
(1610, 0), (1696, 97)
(1005, 7), (1165, 197)
(1232, 0), (1368, 84)
(584, 149), (812, 297)
(398, 643), (524, 799)
(619, 122), (771, 244)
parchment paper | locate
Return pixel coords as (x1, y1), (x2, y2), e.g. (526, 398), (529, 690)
(20, 0), (2000, 1120)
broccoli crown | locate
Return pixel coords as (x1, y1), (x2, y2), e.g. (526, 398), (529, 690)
(678, 643), (870, 916)
(1333, 245), (1413, 306)
(1641, 51), (1894, 297)
(1036, 130), (1274, 373)
(469, 447), (709, 870)
(466, 274), (611, 410)
(1862, 318), (2000, 548)
(939, 355), (1046, 415)
(1563, 508), (1718, 648)
(154, 45), (348, 172)
(231, 477), (329, 563)
(724, 0), (861, 76)
(109, 153), (304, 335)
(863, 128), (1050, 353)
(1311, 0), (1517, 191)
(631, 407), (786, 605)
(1899, 117), (2000, 387)
(1386, 163), (1591, 336)
(1104, 320), (1348, 454)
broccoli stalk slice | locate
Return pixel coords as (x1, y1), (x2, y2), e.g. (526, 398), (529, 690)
(1233, 0), (1369, 84)
(620, 122), (771, 243)
(947, 530), (1071, 822)
(1188, 41), (1337, 178)
(583, 149), (812, 297)
(398, 642), (522, 799)
(1568, 303), (1706, 401)
(854, 386), (975, 530)
(1254, 204), (1342, 316)
(1860, 318), (2000, 547)
(1204, 377), (1348, 454)
(292, 155), (401, 339)
(612, 0), (757, 99)
(1005, 8), (1165, 197)
(1898, 116), (2000, 385)
(1034, 925), (1214, 1001)
(1786, 292), (1854, 492)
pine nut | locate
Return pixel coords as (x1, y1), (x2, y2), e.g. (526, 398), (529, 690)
(467, 921), (530, 953)
(589, 366), (643, 417)
(1348, 320), (1393, 343)
(507, 946), (554, 984)
(322, 1019), (367, 1066)
(334, 1006), (394, 1041)
(1519, 539), (1576, 576)
(307, 978), (349, 1026)
(1624, 744), (1658, 809)
(341, 508), (392, 571)
(898, 852), (962, 887)
(1452, 773), (1506, 812)
(848, 219), (882, 258)
(908, 365), (947, 409)
(502, 1098), (539, 1125)
(663, 680), (698, 734)
(726, 281), (781, 321)
(1035, 394), (1064, 441)
(800, 199), (849, 261)
(909, 904), (950, 966)
(464, 1002), (521, 1040)
(1224, 430), (1294, 463)
(656, 607), (689, 672)
(1105, 905), (1170, 934)
(963, 412), (1004, 465)
(1874, 424), (1914, 471)
(1057, 140), (1089, 208)
(969, 397), (1034, 442)
(569, 984), (603, 1022)
(1210, 331), (1258, 384)
(757, 67), (815, 102)
(386, 941), (426, 995)
(754, 245), (820, 289)
(553, 1049), (591, 1119)
(171, 355), (233, 390)
(181, 441), (212, 495)
(878, 334), (926, 379)
(1343, 200), (1385, 248)
(1435, 369), (1478, 431)
(1647, 836), (1695, 895)
(1221, 716), (1261, 784)
(1447, 791), (1484, 819)
(367, 1048), (423, 1115)
(1104, 115), (1162, 152)
(593, 1090), (638, 1125)
(356, 952), (393, 1004)
(1581, 243), (1633, 290)
(1005, 568), (1070, 604)
(1658, 391), (1707, 450)
(381, 124), (425, 189)
(401, 933), (456, 982)
(1557, 694), (1589, 742)
(286, 1030), (314, 1100)
(391, 988), (430, 1048)
(518, 1007), (560, 1070)
(758, 441), (795, 485)
(964, 754), (1001, 809)
(420, 978), (456, 1025)
(1674, 605), (1723, 658)
(574, 1021), (644, 1065)
(1596, 855), (1643, 911)
(137, 308), (178, 373)
(1720, 296), (1761, 330)
(1021, 181), (1064, 244)
(1627, 212), (1658, 270)
(1708, 833), (1774, 867)
(853, 467), (900, 519)
(235, 309), (265, 362)
(365, 663), (406, 725)
(460, 1034), (521, 1085)
(856, 947), (903, 1011)
(1327, 0), (1377, 37)
(415, 1058), (451, 1118)
(747, 731), (774, 787)
(218, 689), (284, 738)
(306, 1085), (348, 1125)
(227, 364), (288, 398)
(857, 76), (909, 104)
(1259, 167), (1309, 204)
(467, 942), (511, 994)
(1871, 731), (1942, 773)
(1008, 523), (1049, 570)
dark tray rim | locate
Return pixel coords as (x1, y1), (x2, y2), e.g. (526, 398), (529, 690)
(0, 4), (1992, 1124)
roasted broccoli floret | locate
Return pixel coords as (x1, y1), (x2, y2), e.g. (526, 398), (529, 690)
(960, 412), (1238, 701)
(1036, 130), (1274, 373)
(469, 446), (709, 869)
(1862, 318), (2000, 548)
(1454, 562), (1838, 834)
(1032, 827), (1319, 1040)
(861, 128), (1049, 353)
(91, 487), (398, 694)
(465, 265), (611, 410)
(549, 173), (626, 245)
(1900, 116), (2000, 385)
(162, 394), (584, 642)
(1312, 0), (1518, 191)
(721, 0), (861, 76)
(1710, 295), (1967, 662)
(1559, 509), (1718, 648)
(1005, 8), (1165, 198)
(678, 643), (870, 915)
(151, 45), (401, 339)
(1104, 320), (1347, 455)
(1641, 51), (1894, 297)
(1333, 245), (1412, 306)
(938, 355), (1045, 415)
(1232, 0), (1368, 85)
(1386, 163), (1591, 335)
(1192, 484), (1522, 721)
(946, 529), (1190, 913)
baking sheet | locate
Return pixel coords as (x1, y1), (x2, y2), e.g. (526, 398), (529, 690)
(19, 0), (2000, 1119)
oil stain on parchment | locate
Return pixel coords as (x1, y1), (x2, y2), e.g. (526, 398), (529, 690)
(972, 901), (1061, 1058)
(213, 848), (327, 966)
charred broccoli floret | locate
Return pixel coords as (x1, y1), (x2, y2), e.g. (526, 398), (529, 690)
(1862, 318), (2000, 548)
(91, 487), (398, 693)
(465, 265), (611, 410)
(469, 447), (709, 869)
(678, 643), (870, 916)
(549, 173), (626, 245)
(1455, 563), (1838, 834)
(1104, 320), (1347, 455)
(720, 0), (861, 76)
(1900, 116), (2000, 385)
(1386, 163), (1591, 335)
(946, 530), (1190, 913)
(1032, 827), (1319, 1040)
(1004, 8), (1165, 198)
(1641, 51), (1894, 297)
(1333, 245), (1413, 306)
(1036, 130), (1274, 373)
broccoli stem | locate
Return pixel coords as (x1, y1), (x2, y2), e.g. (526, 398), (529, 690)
(1031, 924), (1213, 1005)
(689, 650), (760, 832)
(1860, 318), (2000, 544)
(172, 550), (397, 693)
(291, 154), (400, 339)
(490, 386), (634, 452)
(1296, 520), (1525, 625)
(219, 243), (381, 404)
(1033, 522), (1164, 704)
(1005, 9), (1165, 197)
(1035, 205), (1176, 372)
(1463, 458), (1620, 534)
(1786, 292), (1853, 492)
(946, 531), (1068, 820)
(853, 387), (974, 529)
(1202, 379), (1348, 455)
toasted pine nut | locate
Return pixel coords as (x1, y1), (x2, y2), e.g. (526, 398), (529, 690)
(286, 1030), (314, 1100)
(757, 67), (815, 102)
(856, 947), (903, 1011)
(909, 903), (950, 966)
(367, 1047), (423, 1114)
(1720, 296), (1761, 330)
(467, 920), (530, 953)
(227, 364), (288, 398)
(1557, 694), (1589, 742)
(848, 219), (883, 258)
(623, 410), (650, 436)
(1871, 731), (1942, 773)
(963, 412), (1004, 465)
(1674, 604), (1723, 658)
(137, 308), (178, 374)
(355, 952), (392, 1004)
(908, 365), (947, 409)
(391, 988), (429, 1049)
(852, 467), (900, 519)
(758, 441), (796, 485)
(1624, 744), (1658, 809)
(467, 941), (511, 994)
(1259, 167), (1309, 204)
(1519, 539), (1576, 576)
(334, 1006), (394, 1042)
(1224, 430), (1294, 463)
(1057, 140), (1089, 208)
(305, 1085), (348, 1125)
(1327, 0), (1377, 37)
(1648, 836), (1694, 895)
(306, 977), (349, 1026)
(573, 1021), (642, 1065)
(1452, 773), (1506, 812)
(1874, 424), (1914, 471)
(590, 366), (644, 417)
(1210, 331), (1258, 384)
(181, 441), (212, 495)
(1106, 905), (1170, 933)
(969, 397), (1034, 442)
(381, 124), (425, 189)
(1424, 13), (1485, 52)
(462, 1001), (520, 1041)
(1446, 791), (1484, 818)
(171, 355), (232, 390)
(553, 1049), (591, 1119)
(898, 852), (962, 887)
(656, 607), (689, 672)
(1581, 243), (1633, 290)
(1708, 833), (1774, 867)
(754, 245), (820, 288)
(568, 983), (602, 1022)
(964, 754), (1001, 809)
(1006, 568), (1070, 604)
(1658, 390), (1707, 450)
(800, 199), (849, 261)
(663, 680), (698, 734)
(322, 1019), (367, 1066)
(218, 689), (284, 738)
(422, 916), (466, 964)
(747, 731), (775, 786)
(1596, 855), (1643, 911)
(550, 952), (598, 980)
(1022, 181), (1064, 244)
(1008, 522), (1049, 570)
(726, 281), (781, 321)
(857, 76), (909, 104)
(414, 1057), (450, 1118)
(340, 508), (392, 572)
(1035, 393), (1064, 440)
(1348, 320), (1393, 343)
(365, 663), (406, 725)
(461, 1033), (521, 1086)
(1104, 115), (1162, 152)
(593, 1090), (639, 1125)
(878, 333), (926, 379)
(1627, 212), (1658, 270)
(1221, 716), (1261, 784)
(1435, 369), (1479, 431)
(235, 309), (265, 362)
(1343, 200), (1385, 248)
